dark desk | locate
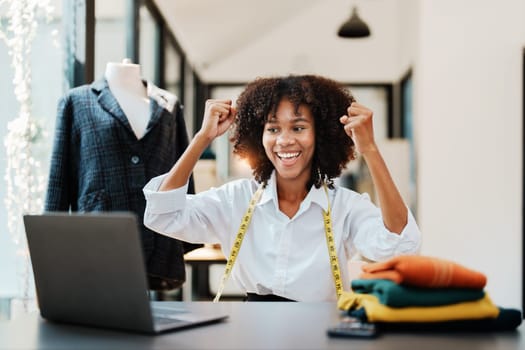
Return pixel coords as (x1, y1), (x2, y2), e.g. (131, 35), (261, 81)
(184, 246), (227, 300)
(0, 302), (522, 350)
(184, 246), (245, 301)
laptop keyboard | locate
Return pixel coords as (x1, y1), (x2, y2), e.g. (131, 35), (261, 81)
(153, 316), (187, 326)
(152, 307), (191, 326)
(151, 306), (188, 315)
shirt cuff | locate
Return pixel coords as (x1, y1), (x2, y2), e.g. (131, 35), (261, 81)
(143, 174), (189, 214)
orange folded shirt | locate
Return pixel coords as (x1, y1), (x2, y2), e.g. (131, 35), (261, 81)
(360, 255), (487, 289)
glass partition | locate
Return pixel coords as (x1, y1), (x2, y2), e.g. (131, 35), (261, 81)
(94, 0), (126, 79)
(164, 38), (182, 98)
(138, 4), (157, 83)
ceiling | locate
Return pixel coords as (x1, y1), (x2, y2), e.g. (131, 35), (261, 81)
(153, 0), (415, 83)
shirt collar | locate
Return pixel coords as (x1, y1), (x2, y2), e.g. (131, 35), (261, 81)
(257, 171), (330, 212)
(147, 82), (177, 113)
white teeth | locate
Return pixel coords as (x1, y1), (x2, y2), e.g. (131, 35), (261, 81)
(277, 152), (299, 159)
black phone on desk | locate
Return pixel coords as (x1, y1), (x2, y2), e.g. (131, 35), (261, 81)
(327, 316), (378, 339)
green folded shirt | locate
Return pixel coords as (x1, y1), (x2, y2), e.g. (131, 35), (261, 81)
(351, 279), (485, 307)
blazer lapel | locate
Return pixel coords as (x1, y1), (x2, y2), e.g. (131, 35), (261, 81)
(91, 78), (134, 134)
(91, 78), (179, 137)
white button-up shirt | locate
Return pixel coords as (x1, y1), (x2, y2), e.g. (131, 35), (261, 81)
(143, 172), (421, 301)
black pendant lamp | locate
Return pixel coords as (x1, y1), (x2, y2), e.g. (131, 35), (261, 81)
(337, 6), (371, 38)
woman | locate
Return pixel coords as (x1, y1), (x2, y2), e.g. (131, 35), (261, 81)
(143, 75), (421, 302)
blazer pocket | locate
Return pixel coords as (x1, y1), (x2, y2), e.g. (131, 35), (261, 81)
(78, 189), (108, 212)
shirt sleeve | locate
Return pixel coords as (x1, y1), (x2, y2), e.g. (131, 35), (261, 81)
(143, 174), (189, 214)
(143, 174), (233, 244)
(345, 192), (421, 262)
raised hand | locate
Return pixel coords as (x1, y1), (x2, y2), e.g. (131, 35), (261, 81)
(339, 102), (377, 155)
(200, 99), (237, 141)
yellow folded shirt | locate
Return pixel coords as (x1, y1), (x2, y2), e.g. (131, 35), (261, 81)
(338, 291), (499, 323)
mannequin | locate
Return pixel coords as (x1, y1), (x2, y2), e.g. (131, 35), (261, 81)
(45, 60), (200, 292)
(105, 58), (150, 139)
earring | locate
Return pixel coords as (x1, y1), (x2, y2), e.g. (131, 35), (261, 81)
(317, 168), (323, 183)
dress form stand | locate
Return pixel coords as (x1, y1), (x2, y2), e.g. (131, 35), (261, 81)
(105, 58), (150, 139)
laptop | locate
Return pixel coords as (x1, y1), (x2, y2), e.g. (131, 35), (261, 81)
(23, 212), (228, 334)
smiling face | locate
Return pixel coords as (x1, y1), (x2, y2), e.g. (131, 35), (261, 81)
(262, 98), (316, 187)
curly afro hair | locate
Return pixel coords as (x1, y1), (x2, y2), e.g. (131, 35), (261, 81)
(230, 74), (356, 190)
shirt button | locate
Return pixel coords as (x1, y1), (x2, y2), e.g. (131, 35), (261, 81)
(131, 155), (140, 164)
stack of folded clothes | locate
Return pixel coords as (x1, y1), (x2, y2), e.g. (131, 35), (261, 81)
(337, 255), (522, 332)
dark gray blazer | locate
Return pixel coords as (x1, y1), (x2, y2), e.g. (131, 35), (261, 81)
(45, 78), (196, 290)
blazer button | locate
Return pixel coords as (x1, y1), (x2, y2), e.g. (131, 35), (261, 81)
(131, 155), (140, 164)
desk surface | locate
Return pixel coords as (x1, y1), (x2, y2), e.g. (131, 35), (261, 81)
(0, 302), (522, 350)
(184, 245), (226, 262)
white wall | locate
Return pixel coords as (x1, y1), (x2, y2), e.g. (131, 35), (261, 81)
(416, 0), (524, 308)
(397, 0), (419, 77)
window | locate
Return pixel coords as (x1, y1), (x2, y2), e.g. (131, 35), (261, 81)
(0, 0), (63, 303)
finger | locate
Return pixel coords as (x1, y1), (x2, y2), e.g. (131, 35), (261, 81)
(212, 105), (232, 119)
(210, 102), (233, 110)
(343, 124), (354, 138)
(223, 106), (237, 123)
(343, 114), (367, 127)
(206, 100), (233, 117)
(348, 106), (365, 116)
(349, 101), (371, 111)
(221, 112), (236, 127)
(347, 103), (372, 117)
(206, 99), (232, 105)
(340, 115), (364, 138)
(345, 120), (363, 130)
(230, 106), (238, 119)
(217, 109), (237, 135)
(349, 101), (366, 109)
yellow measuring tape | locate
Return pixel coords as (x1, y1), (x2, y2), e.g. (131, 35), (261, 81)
(322, 184), (343, 299)
(212, 183), (266, 302)
(213, 182), (343, 302)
